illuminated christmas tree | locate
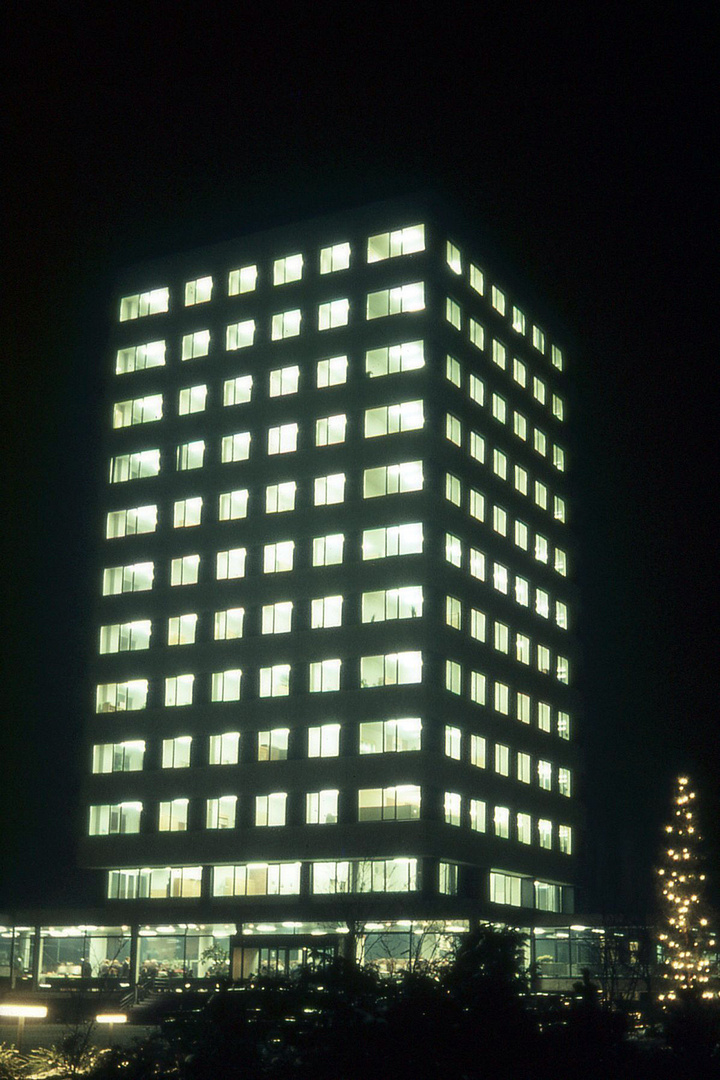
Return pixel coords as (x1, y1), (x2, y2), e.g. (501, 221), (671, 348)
(656, 775), (717, 1002)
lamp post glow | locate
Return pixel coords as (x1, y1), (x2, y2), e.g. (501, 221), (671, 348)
(96, 1012), (127, 1044)
(0, 1004), (48, 1050)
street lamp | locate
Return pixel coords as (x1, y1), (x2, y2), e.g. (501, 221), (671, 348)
(95, 1012), (128, 1045)
(0, 1004), (48, 1051)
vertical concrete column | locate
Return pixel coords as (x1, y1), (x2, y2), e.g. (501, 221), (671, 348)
(30, 926), (42, 990)
(129, 925), (140, 1001)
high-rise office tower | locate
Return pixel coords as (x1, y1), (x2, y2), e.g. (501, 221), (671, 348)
(81, 198), (578, 971)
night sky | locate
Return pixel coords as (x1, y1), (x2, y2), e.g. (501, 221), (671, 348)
(3, 3), (717, 917)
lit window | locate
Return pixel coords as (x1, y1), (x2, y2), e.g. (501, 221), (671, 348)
(444, 792), (462, 826)
(102, 561), (155, 595)
(470, 735), (486, 769)
(105, 505), (156, 540)
(320, 242), (351, 274)
(516, 634), (531, 665)
(468, 373), (484, 406)
(98, 620), (151, 654)
(470, 608), (486, 642)
(218, 488), (249, 520)
(446, 595), (462, 630)
(512, 307), (526, 334)
(367, 224), (425, 261)
(537, 645), (551, 674)
(211, 669), (242, 702)
(176, 440), (205, 471)
(306, 790), (339, 825)
(358, 785), (421, 821)
(538, 819), (552, 849)
(493, 622), (509, 653)
(538, 760), (552, 791)
(538, 702), (552, 732)
(109, 449), (160, 483)
(493, 505), (507, 536)
(445, 725), (461, 760)
(259, 665), (291, 697)
(165, 674), (194, 707)
(445, 533), (462, 567)
(162, 736), (192, 769)
(517, 694), (531, 725)
(206, 796), (237, 829)
(470, 799), (486, 832)
(534, 428), (547, 456)
(92, 741), (145, 773)
(359, 718), (421, 754)
(555, 548), (568, 576)
(557, 656), (570, 684)
(312, 533), (344, 566)
(469, 263), (484, 295)
(89, 803), (142, 836)
(179, 385), (207, 415)
(119, 288), (168, 322)
(308, 724), (341, 758)
(113, 394), (163, 429)
(513, 411), (527, 440)
(261, 601), (293, 635)
(319, 298), (349, 330)
(95, 679), (147, 713)
(271, 309), (302, 339)
(445, 659), (462, 695)
(494, 682), (509, 714)
(221, 431), (251, 463)
(228, 264), (257, 295)
(268, 422), (298, 455)
(446, 241), (462, 274)
(535, 481), (548, 510)
(469, 318), (484, 351)
(445, 473), (461, 505)
(257, 730), (289, 764)
(446, 355), (461, 387)
(311, 595), (343, 629)
(360, 651), (422, 687)
(559, 825), (572, 854)
(173, 497), (202, 529)
(446, 413), (462, 446)
(170, 555), (200, 586)
(263, 541), (295, 573)
(223, 374), (253, 406)
(269, 365), (300, 397)
(491, 285), (506, 315)
(492, 339), (507, 370)
(309, 658), (341, 693)
(362, 522), (423, 560)
(558, 712), (571, 740)
(446, 297), (461, 330)
(363, 460), (423, 498)
(494, 806), (510, 839)
(316, 355), (348, 387)
(493, 563), (508, 594)
(265, 481), (296, 514)
(469, 431), (485, 463)
(517, 813), (532, 845)
(255, 793), (287, 827)
(492, 394), (507, 424)
(551, 344), (563, 370)
(469, 489), (485, 522)
(514, 466), (528, 496)
(226, 319), (255, 350)
(212, 862), (299, 897)
(366, 282), (425, 319)
(273, 254), (303, 285)
(532, 326), (546, 353)
(209, 732), (240, 765)
(533, 376), (547, 405)
(517, 752), (531, 783)
(490, 872), (522, 906)
(367, 340), (424, 377)
(216, 547), (246, 580)
(470, 671), (486, 705)
(315, 413), (347, 446)
(115, 340), (166, 375)
(495, 744), (510, 776)
(364, 399), (424, 437)
(314, 472), (346, 505)
(556, 601), (569, 630)
(213, 608), (245, 640)
(185, 276), (212, 306)
(181, 329), (210, 361)
(168, 613), (197, 646)
(553, 444), (566, 472)
(554, 495), (567, 523)
(362, 585), (423, 623)
(559, 768), (572, 797)
(470, 548), (486, 580)
(514, 520), (528, 550)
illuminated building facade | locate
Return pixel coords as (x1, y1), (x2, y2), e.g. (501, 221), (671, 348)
(78, 199), (579, 967)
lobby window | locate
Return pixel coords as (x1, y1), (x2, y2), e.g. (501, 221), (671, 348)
(319, 298), (349, 330)
(494, 744), (510, 776)
(559, 825), (573, 855)
(469, 318), (484, 351)
(470, 671), (487, 705)
(168, 613), (198, 646)
(367, 339), (424, 377)
(469, 263), (484, 294)
(363, 460), (423, 497)
(309, 658), (341, 692)
(155, 800), (187, 833)
(223, 374), (253, 406)
(221, 431), (251, 463)
(517, 752), (531, 783)
(185, 276), (212, 305)
(361, 651), (422, 687)
(444, 792), (462, 826)
(446, 595), (462, 630)
(209, 731), (240, 765)
(173, 497), (202, 529)
(362, 522), (423, 559)
(228, 264), (257, 295)
(102, 561), (154, 595)
(170, 555), (200, 586)
(312, 533), (344, 566)
(366, 282), (425, 319)
(445, 660), (462, 695)
(258, 729), (290, 761)
(469, 430), (485, 463)
(113, 394), (163, 429)
(445, 473), (461, 505)
(311, 595), (343, 629)
(119, 288), (168, 321)
(268, 422), (298, 455)
(306, 790), (339, 825)
(89, 802), (142, 836)
(446, 355), (461, 387)
(308, 724), (341, 758)
(470, 608), (486, 642)
(216, 547), (246, 580)
(266, 481), (296, 514)
(314, 472), (346, 505)
(213, 607), (245, 641)
(96, 679), (148, 713)
(446, 297), (461, 330)
(165, 674), (194, 707)
(271, 309), (302, 339)
(470, 734), (486, 768)
(179, 385), (207, 416)
(494, 806), (510, 839)
(115, 340), (165, 374)
(211, 669), (242, 702)
(359, 717), (421, 754)
(316, 354), (348, 387)
(255, 793), (287, 827)
(492, 339), (507, 370)
(162, 736), (192, 769)
(106, 505), (156, 540)
(219, 488), (249, 520)
(446, 240), (462, 274)
(269, 365), (300, 397)
(226, 319), (256, 350)
(358, 785), (421, 821)
(206, 796), (237, 829)
(320, 242), (351, 274)
(362, 585), (423, 623)
(517, 813), (532, 845)
(538, 819), (553, 849)
(315, 413), (346, 446)
(92, 740), (145, 774)
(470, 799), (486, 832)
(512, 306), (526, 335)
(367, 224), (424, 261)
(445, 725), (461, 760)
(181, 329), (210, 361)
(273, 253), (303, 285)
(109, 449), (160, 484)
(365, 399), (424, 437)
(262, 601), (293, 635)
(176, 440), (205, 472)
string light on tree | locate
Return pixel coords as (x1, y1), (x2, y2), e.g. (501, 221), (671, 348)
(656, 776), (717, 1002)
